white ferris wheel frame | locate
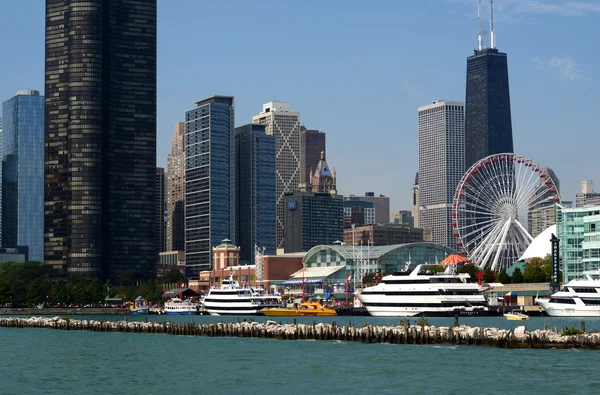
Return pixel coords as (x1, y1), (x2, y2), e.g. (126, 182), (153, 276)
(451, 153), (561, 271)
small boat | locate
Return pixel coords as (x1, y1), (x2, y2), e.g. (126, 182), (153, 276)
(164, 297), (199, 315)
(504, 309), (529, 320)
(260, 301), (337, 316)
(130, 296), (150, 315)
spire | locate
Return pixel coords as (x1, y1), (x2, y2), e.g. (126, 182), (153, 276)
(490, 0), (496, 49)
(477, 0), (483, 51)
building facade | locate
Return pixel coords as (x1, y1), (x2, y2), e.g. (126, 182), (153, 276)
(465, 47), (513, 168)
(252, 102), (301, 250)
(528, 167), (560, 238)
(393, 210), (414, 227)
(300, 128), (326, 186)
(284, 191), (344, 253)
(1, 90), (45, 261)
(418, 100), (465, 248)
(556, 205), (600, 282)
(345, 192), (390, 225)
(343, 224), (424, 246)
(576, 181), (600, 208)
(343, 200), (375, 228)
(44, 0), (157, 279)
(185, 96), (235, 278)
(156, 167), (167, 254)
(167, 122), (185, 252)
(411, 172), (420, 228)
(234, 124), (277, 265)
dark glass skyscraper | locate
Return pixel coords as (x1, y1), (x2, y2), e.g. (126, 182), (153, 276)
(465, 48), (513, 168)
(2, 90), (45, 262)
(234, 124), (276, 265)
(44, 0), (157, 280)
(185, 96), (235, 278)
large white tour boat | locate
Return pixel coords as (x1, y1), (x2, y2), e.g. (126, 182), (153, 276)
(356, 264), (490, 317)
(536, 271), (600, 317)
(203, 275), (283, 316)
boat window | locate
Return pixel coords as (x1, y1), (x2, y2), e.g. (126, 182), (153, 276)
(582, 299), (600, 306)
(381, 279), (430, 284)
(571, 287), (598, 293)
(549, 298), (576, 304)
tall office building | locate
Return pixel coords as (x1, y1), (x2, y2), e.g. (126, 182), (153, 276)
(156, 167), (167, 254)
(2, 90), (45, 261)
(167, 122), (185, 252)
(464, 1), (513, 168)
(44, 0), (157, 279)
(411, 173), (420, 228)
(418, 100), (465, 248)
(185, 96), (235, 278)
(393, 210), (414, 227)
(234, 124), (276, 265)
(0, 117), (2, 248)
(528, 167), (560, 237)
(345, 192), (390, 225)
(252, 102), (301, 250)
(300, 128), (326, 186)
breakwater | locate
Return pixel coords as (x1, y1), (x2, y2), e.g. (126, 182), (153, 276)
(1, 316), (599, 349)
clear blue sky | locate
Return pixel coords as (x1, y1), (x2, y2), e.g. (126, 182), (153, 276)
(1, 0), (598, 212)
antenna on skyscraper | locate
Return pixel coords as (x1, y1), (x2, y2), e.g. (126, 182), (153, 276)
(477, 0), (483, 51)
(490, 0), (496, 49)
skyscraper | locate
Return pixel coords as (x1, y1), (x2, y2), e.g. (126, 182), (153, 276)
(167, 122), (185, 252)
(156, 167), (167, 254)
(2, 90), (45, 261)
(0, 117), (3, 248)
(234, 124), (276, 265)
(464, 0), (513, 168)
(44, 0), (157, 279)
(528, 167), (560, 237)
(185, 96), (235, 278)
(411, 172), (420, 228)
(418, 100), (465, 248)
(300, 128), (326, 186)
(252, 102), (301, 250)
(345, 193), (390, 225)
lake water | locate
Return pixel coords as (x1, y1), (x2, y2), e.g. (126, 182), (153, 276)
(1, 314), (599, 394)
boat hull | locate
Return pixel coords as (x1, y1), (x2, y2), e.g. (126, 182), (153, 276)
(536, 299), (600, 317)
(165, 311), (197, 315)
(260, 309), (337, 317)
(364, 308), (493, 317)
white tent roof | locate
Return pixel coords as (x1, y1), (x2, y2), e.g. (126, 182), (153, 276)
(519, 225), (556, 261)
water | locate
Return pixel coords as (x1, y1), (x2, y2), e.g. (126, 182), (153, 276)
(2, 314), (599, 394)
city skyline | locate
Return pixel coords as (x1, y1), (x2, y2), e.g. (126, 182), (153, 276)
(0, 0), (599, 212)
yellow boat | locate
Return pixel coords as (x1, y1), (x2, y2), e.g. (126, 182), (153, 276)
(261, 301), (337, 316)
(504, 309), (529, 320)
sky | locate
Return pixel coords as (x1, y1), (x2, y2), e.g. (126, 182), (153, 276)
(0, 0), (598, 213)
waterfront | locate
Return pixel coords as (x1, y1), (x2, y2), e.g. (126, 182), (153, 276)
(1, 322), (598, 395)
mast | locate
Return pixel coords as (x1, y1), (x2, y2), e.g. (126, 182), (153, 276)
(490, 0), (496, 49)
(477, 0), (483, 50)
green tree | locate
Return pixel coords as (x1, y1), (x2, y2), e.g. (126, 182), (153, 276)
(511, 267), (524, 283)
(26, 278), (44, 306)
(53, 280), (68, 305)
(88, 278), (105, 304)
(524, 256), (552, 283)
(114, 269), (135, 286)
(483, 269), (495, 283)
(71, 282), (89, 304)
(497, 269), (511, 284)
(456, 263), (479, 279)
(161, 268), (183, 284)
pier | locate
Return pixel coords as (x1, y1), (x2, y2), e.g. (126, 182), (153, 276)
(1, 316), (599, 349)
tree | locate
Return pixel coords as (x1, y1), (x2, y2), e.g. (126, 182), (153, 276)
(114, 269), (135, 286)
(71, 282), (89, 304)
(511, 267), (524, 283)
(26, 278), (44, 306)
(53, 280), (68, 305)
(524, 256), (551, 283)
(161, 268), (183, 285)
(483, 269), (495, 283)
(497, 269), (511, 284)
(88, 278), (105, 304)
(457, 263), (479, 279)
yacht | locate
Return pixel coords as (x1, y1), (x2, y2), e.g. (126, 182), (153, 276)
(203, 275), (283, 316)
(536, 271), (600, 317)
(356, 264), (490, 317)
(164, 297), (199, 315)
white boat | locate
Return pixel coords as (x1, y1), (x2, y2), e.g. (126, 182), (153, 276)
(164, 297), (199, 315)
(504, 309), (529, 320)
(356, 264), (490, 317)
(536, 271), (600, 317)
(203, 275), (283, 316)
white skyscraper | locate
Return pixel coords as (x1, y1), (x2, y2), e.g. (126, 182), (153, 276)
(252, 102), (301, 250)
(418, 100), (465, 248)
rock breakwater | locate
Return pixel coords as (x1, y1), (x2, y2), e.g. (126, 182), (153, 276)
(1, 317), (598, 349)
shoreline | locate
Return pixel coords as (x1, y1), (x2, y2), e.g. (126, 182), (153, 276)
(1, 316), (597, 349)
(0, 308), (131, 315)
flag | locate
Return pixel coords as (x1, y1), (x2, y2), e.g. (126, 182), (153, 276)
(351, 224), (356, 230)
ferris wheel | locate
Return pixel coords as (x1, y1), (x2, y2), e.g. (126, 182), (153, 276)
(452, 153), (560, 271)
